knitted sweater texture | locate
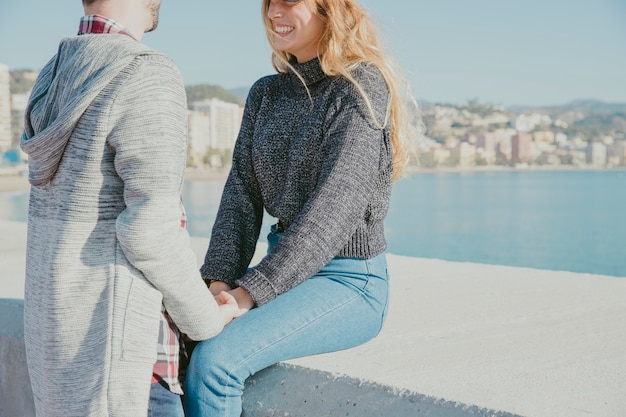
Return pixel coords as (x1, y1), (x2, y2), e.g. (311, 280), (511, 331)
(20, 35), (222, 417)
(201, 58), (393, 306)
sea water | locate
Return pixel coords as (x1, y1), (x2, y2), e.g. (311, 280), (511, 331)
(2, 169), (624, 277)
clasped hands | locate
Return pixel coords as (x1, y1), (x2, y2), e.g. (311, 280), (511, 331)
(209, 280), (255, 326)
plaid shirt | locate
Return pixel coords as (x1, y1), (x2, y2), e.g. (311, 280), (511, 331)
(78, 14), (137, 40)
(79, 15), (186, 394)
(149, 201), (190, 395)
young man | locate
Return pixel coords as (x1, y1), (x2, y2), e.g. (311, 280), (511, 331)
(20, 1), (236, 416)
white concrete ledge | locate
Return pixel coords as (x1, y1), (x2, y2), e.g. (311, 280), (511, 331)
(0, 301), (517, 417)
(2, 220), (626, 417)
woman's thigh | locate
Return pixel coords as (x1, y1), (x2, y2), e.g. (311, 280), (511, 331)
(189, 254), (389, 382)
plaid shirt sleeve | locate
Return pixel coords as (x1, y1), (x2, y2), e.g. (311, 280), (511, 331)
(151, 310), (186, 394)
(150, 199), (189, 394)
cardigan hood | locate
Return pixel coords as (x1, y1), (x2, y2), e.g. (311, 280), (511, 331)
(20, 35), (159, 186)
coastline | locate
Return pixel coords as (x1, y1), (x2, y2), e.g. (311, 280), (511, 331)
(2, 165), (624, 194)
(407, 164), (626, 174)
(0, 168), (230, 194)
(0, 175), (30, 193)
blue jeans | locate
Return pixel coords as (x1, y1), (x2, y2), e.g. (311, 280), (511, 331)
(148, 381), (184, 417)
(184, 229), (389, 417)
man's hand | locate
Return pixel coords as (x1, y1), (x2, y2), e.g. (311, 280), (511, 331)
(215, 291), (238, 326)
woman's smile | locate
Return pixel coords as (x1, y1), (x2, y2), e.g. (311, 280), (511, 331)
(274, 24), (295, 35)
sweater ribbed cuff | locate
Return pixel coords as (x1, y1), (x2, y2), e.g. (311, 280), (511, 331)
(236, 268), (277, 307)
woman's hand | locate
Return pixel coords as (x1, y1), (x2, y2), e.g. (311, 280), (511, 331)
(228, 287), (255, 318)
(209, 280), (233, 297)
(211, 283), (255, 324)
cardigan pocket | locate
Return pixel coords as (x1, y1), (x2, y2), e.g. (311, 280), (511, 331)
(120, 275), (162, 362)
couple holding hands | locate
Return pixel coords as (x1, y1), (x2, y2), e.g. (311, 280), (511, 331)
(20, 0), (414, 416)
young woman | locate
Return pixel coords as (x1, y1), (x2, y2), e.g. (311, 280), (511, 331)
(184, 0), (414, 415)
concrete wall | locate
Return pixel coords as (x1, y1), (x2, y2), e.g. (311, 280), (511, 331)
(0, 298), (519, 417)
(0, 299), (35, 417)
(243, 363), (521, 417)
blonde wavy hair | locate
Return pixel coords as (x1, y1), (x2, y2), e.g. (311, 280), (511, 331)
(262, 0), (418, 179)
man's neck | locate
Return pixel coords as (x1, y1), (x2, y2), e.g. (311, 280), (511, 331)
(78, 15), (137, 40)
(83, 6), (145, 41)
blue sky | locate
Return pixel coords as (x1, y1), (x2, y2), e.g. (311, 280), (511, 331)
(1, 0), (625, 107)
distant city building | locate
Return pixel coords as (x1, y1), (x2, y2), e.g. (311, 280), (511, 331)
(494, 128), (515, 162)
(606, 141), (626, 167)
(0, 64), (12, 151)
(463, 133), (478, 145)
(476, 132), (498, 164)
(458, 142), (476, 167)
(615, 141), (626, 166)
(554, 132), (568, 146)
(513, 113), (551, 132)
(416, 136), (439, 153)
(11, 93), (29, 146)
(511, 132), (532, 163)
(601, 135), (614, 146)
(187, 111), (211, 166)
(471, 112), (509, 127)
(571, 137), (588, 148)
(416, 101), (623, 169)
(433, 147), (451, 165)
(570, 149), (587, 166)
(533, 130), (555, 144)
(528, 140), (544, 162)
(191, 98), (242, 151)
(587, 141), (607, 166)
(553, 118), (568, 129)
(444, 136), (460, 148)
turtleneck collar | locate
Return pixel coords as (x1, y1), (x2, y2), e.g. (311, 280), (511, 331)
(288, 57), (328, 87)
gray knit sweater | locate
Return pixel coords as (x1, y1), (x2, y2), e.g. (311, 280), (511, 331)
(20, 34), (222, 417)
(201, 58), (393, 306)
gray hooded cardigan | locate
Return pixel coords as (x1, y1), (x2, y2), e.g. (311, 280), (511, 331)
(20, 34), (222, 417)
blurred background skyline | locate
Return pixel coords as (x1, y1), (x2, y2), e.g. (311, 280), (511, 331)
(1, 0), (625, 107)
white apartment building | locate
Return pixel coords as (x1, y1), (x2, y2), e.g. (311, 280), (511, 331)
(0, 64), (12, 151)
(11, 93), (29, 145)
(554, 132), (568, 146)
(476, 132), (498, 164)
(513, 113), (552, 132)
(433, 147), (451, 166)
(491, 128), (515, 161)
(191, 98), (242, 151)
(187, 111), (211, 166)
(458, 142), (477, 167)
(587, 141), (607, 167)
(616, 141), (626, 166)
(471, 112), (510, 127)
(533, 130), (555, 144)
